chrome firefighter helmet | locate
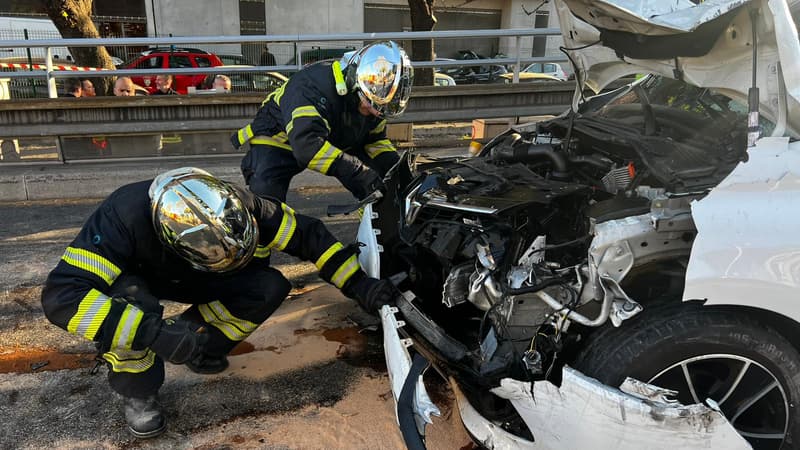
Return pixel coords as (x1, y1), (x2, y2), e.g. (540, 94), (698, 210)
(346, 40), (413, 118)
(149, 167), (258, 273)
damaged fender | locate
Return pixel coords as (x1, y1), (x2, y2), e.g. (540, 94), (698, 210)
(489, 367), (751, 449)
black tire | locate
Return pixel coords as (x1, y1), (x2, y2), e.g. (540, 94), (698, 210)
(573, 303), (800, 450)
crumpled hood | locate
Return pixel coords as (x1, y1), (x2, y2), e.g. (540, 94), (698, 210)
(554, 0), (800, 136)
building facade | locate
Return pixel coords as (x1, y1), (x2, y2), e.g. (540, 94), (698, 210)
(0, 0), (562, 66)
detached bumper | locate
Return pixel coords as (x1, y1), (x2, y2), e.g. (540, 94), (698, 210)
(381, 299), (750, 450)
(380, 302), (440, 432)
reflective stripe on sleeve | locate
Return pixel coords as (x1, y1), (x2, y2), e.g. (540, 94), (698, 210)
(62, 246), (121, 286)
(315, 242), (344, 270)
(110, 304), (144, 351)
(237, 124), (254, 146)
(66, 289), (112, 340)
(286, 105), (330, 135)
(102, 349), (155, 374)
(198, 301), (259, 341)
(267, 203), (297, 251)
(331, 254), (360, 289)
(369, 120), (387, 135)
(364, 139), (395, 159)
(254, 245), (271, 258)
(307, 141), (342, 174)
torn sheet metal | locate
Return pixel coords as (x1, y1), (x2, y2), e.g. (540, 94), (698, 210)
(685, 137), (800, 324)
(380, 303), (441, 429)
(490, 367), (751, 449)
(449, 379), (537, 450)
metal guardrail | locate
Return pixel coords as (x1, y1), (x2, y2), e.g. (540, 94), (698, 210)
(0, 28), (569, 97)
(0, 83), (578, 138)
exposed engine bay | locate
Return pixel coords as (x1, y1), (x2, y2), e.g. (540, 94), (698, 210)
(371, 76), (753, 429)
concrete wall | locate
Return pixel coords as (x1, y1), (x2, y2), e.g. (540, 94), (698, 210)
(265, 0), (365, 64)
(499, 0), (565, 64)
(146, 0), (241, 55)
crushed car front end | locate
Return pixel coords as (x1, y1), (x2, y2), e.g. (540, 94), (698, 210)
(361, 0), (800, 448)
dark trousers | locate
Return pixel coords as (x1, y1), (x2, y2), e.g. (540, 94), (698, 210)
(240, 144), (303, 202)
(106, 265), (291, 398)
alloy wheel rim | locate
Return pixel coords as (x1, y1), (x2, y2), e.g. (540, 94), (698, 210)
(649, 353), (789, 449)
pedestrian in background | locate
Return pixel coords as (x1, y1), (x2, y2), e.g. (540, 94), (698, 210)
(259, 45), (277, 67)
(151, 74), (177, 95)
(63, 78), (82, 98)
(212, 74), (231, 92)
(81, 79), (96, 97)
(113, 77), (136, 97)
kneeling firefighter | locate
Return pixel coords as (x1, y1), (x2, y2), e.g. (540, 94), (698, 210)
(41, 167), (397, 438)
(234, 40), (413, 201)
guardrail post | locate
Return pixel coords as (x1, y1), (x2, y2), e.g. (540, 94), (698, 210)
(513, 36), (521, 84)
(45, 47), (57, 99)
(0, 78), (20, 161)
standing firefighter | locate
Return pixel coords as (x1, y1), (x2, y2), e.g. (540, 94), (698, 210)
(234, 40), (413, 201)
(40, 167), (397, 438)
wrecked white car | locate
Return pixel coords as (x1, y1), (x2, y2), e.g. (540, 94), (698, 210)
(349, 0), (800, 448)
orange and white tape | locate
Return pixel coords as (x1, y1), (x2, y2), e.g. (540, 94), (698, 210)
(0, 62), (107, 71)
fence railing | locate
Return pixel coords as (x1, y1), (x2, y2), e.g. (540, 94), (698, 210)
(0, 28), (569, 98)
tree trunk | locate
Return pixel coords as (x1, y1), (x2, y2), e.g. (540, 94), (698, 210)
(408, 0), (436, 86)
(45, 0), (115, 95)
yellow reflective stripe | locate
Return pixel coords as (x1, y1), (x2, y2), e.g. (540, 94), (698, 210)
(111, 304), (144, 350)
(198, 301), (258, 341)
(273, 82), (287, 105)
(286, 105), (330, 135)
(333, 60), (347, 95)
(254, 245), (271, 258)
(370, 120), (387, 135)
(268, 203), (297, 251)
(67, 289), (112, 340)
(308, 141), (342, 174)
(251, 135), (292, 151)
(315, 242), (344, 270)
(364, 139), (396, 159)
(331, 254), (360, 289)
(237, 124), (254, 145)
(103, 349), (155, 374)
(62, 246), (121, 285)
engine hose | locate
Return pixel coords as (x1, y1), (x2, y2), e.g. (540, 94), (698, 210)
(491, 142), (569, 173)
(398, 353), (429, 450)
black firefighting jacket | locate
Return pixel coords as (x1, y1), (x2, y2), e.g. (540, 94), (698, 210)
(41, 180), (363, 355)
(233, 60), (399, 182)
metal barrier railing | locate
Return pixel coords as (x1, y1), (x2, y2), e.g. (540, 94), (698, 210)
(0, 28), (569, 98)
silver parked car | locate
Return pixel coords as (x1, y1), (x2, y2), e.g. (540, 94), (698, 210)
(351, 0), (800, 449)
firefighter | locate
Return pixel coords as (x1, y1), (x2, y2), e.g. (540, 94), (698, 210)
(234, 40), (413, 202)
(40, 167), (397, 438)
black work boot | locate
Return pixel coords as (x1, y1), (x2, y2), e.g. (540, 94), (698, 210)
(186, 353), (229, 374)
(123, 395), (166, 439)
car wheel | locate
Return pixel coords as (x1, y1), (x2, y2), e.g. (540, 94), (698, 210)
(573, 303), (800, 450)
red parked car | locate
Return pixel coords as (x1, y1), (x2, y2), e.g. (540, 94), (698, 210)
(123, 47), (223, 94)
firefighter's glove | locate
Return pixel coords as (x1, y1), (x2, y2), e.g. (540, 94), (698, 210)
(350, 168), (386, 201)
(149, 318), (208, 365)
(345, 277), (398, 314)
